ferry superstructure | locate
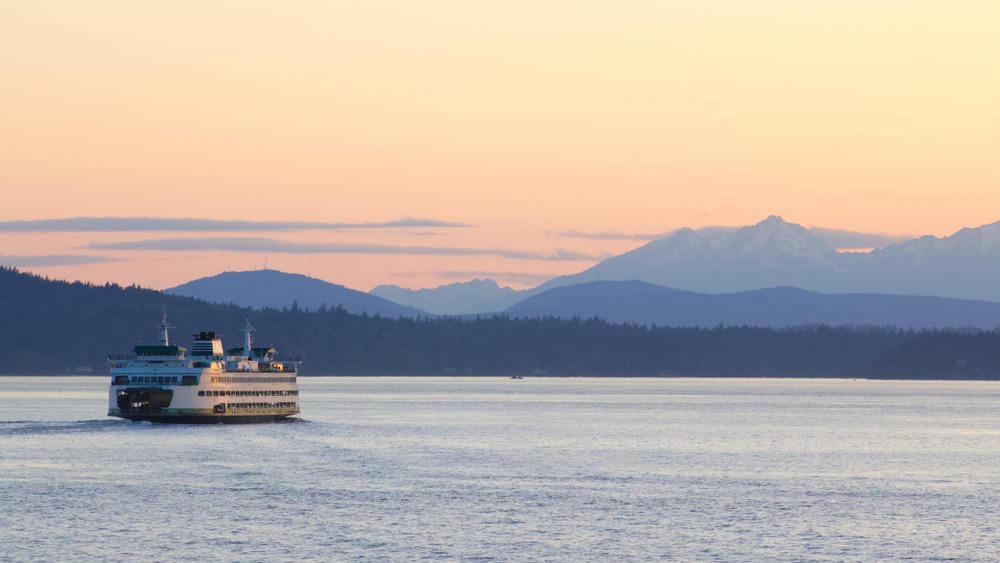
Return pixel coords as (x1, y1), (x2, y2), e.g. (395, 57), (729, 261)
(108, 314), (300, 423)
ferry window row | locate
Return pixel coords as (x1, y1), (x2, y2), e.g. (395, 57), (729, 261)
(225, 402), (297, 410)
(116, 375), (198, 386)
(126, 376), (178, 385)
(198, 389), (299, 397)
(210, 376), (296, 384)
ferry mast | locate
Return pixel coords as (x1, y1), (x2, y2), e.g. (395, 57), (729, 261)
(240, 318), (255, 357)
(158, 309), (174, 346)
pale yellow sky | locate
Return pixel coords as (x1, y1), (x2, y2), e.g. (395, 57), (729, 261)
(2, 1), (998, 291)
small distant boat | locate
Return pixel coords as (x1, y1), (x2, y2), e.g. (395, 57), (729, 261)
(108, 313), (301, 423)
(510, 375), (524, 380)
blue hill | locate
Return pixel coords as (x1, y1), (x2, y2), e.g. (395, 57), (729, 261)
(165, 269), (431, 318)
(505, 280), (1000, 329)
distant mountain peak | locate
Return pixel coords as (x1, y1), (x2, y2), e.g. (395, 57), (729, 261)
(726, 215), (839, 265)
(370, 278), (524, 315)
(165, 269), (429, 318)
(633, 216), (838, 268)
(435, 278), (503, 292)
(738, 215), (816, 239)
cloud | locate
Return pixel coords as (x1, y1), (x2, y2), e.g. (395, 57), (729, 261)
(0, 217), (472, 232)
(553, 226), (737, 241)
(0, 255), (121, 267)
(557, 225), (915, 250)
(83, 237), (606, 261)
(551, 229), (669, 241)
(807, 228), (915, 249)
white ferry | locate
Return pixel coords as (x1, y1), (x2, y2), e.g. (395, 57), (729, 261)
(108, 314), (300, 423)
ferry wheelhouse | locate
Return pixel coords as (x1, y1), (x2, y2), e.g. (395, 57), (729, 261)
(108, 314), (300, 423)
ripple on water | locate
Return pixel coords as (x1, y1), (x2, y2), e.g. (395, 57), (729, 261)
(3, 377), (1000, 561)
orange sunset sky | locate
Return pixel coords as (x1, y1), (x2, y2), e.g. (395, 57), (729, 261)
(2, 1), (998, 291)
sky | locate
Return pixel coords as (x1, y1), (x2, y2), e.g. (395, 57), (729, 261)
(2, 1), (998, 292)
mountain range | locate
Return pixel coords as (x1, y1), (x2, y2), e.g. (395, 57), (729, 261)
(537, 215), (1000, 298)
(376, 216), (1000, 312)
(165, 270), (1000, 328)
(371, 278), (524, 315)
(505, 281), (1000, 329)
(164, 216), (1000, 328)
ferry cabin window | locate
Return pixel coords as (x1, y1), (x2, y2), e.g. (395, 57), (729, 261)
(199, 389), (297, 397)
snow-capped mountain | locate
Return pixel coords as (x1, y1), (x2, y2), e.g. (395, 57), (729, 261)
(371, 216), (1000, 314)
(530, 215), (1000, 301)
(849, 221), (1000, 298)
(536, 215), (852, 294)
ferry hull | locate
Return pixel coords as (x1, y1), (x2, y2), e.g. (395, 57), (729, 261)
(110, 412), (297, 424)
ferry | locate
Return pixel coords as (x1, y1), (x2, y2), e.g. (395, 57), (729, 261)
(108, 313), (300, 423)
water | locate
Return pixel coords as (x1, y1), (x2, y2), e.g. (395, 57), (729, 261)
(3, 376), (1000, 562)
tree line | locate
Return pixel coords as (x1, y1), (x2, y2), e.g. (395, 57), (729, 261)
(2, 266), (998, 378)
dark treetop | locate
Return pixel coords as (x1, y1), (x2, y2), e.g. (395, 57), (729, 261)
(2, 266), (998, 379)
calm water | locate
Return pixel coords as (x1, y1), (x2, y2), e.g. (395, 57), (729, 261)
(2, 376), (1000, 562)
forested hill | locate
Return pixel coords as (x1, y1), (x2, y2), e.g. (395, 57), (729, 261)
(2, 266), (999, 378)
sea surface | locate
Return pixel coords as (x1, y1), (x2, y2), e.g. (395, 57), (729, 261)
(2, 376), (1000, 562)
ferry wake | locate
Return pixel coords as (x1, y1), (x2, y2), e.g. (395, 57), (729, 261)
(108, 313), (300, 423)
